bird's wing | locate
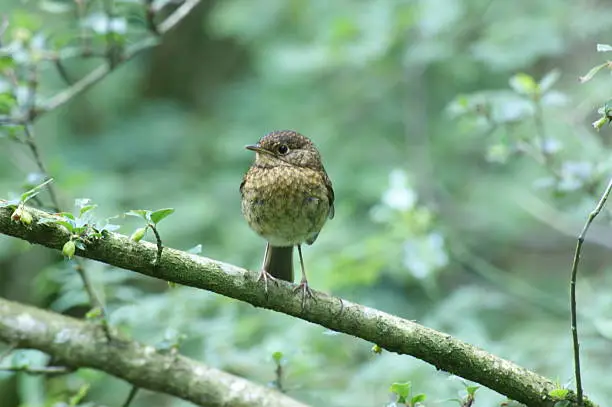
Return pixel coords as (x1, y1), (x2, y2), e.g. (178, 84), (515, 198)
(325, 172), (335, 220)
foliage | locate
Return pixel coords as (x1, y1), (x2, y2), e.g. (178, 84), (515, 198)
(2, 0), (612, 406)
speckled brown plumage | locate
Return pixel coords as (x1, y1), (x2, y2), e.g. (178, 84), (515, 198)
(240, 130), (334, 305)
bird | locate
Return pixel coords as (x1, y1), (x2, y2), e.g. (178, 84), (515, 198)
(240, 130), (335, 307)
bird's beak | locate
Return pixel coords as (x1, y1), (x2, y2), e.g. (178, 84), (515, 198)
(245, 144), (269, 155)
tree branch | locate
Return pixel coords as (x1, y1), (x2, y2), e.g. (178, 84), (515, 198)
(0, 203), (597, 407)
(0, 297), (309, 407)
(31, 0), (202, 119)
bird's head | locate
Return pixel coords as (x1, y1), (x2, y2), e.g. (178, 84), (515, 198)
(246, 130), (323, 170)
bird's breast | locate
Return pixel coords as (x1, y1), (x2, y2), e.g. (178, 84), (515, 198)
(241, 165), (331, 246)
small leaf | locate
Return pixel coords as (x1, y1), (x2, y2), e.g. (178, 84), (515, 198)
(466, 385), (480, 396)
(592, 116), (608, 130)
(74, 240), (86, 250)
(167, 281), (178, 288)
(68, 383), (90, 406)
(596, 43), (612, 52)
(579, 62), (608, 83)
(549, 388), (569, 399)
(85, 307), (102, 319)
(509, 73), (538, 96)
(150, 208), (175, 224)
(59, 212), (75, 220)
(19, 178), (53, 203)
(62, 240), (76, 259)
(79, 204), (97, 216)
(126, 209), (150, 220)
(37, 217), (75, 232)
(55, 220), (76, 232)
(390, 382), (411, 402)
(272, 351), (283, 364)
(371, 344), (382, 354)
(411, 393), (426, 404)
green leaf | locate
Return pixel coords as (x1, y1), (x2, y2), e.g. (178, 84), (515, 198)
(272, 351), (283, 364)
(59, 212), (75, 220)
(390, 382), (411, 402)
(596, 43), (612, 52)
(126, 209), (151, 220)
(592, 116), (608, 130)
(68, 383), (90, 406)
(548, 388), (569, 399)
(149, 208), (175, 224)
(75, 199), (97, 217)
(466, 385), (480, 396)
(579, 62), (608, 83)
(78, 206), (96, 217)
(538, 69), (560, 93)
(38, 217), (75, 232)
(411, 393), (426, 404)
(11, 10), (43, 32)
(19, 178), (53, 203)
(85, 307), (102, 319)
(0, 92), (16, 114)
(509, 73), (538, 96)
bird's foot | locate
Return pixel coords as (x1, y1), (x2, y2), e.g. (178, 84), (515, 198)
(257, 269), (279, 295)
(293, 279), (316, 310)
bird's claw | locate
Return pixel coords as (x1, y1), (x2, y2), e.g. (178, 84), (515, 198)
(257, 270), (279, 295)
(293, 279), (316, 310)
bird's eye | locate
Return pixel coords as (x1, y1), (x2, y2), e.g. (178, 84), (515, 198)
(277, 144), (289, 155)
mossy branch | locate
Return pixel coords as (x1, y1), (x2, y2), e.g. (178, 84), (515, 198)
(0, 297), (308, 407)
(0, 203), (597, 407)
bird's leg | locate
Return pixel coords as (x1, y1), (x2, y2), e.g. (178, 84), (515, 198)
(257, 243), (278, 294)
(293, 245), (315, 309)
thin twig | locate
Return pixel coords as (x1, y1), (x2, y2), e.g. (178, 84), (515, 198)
(22, 125), (61, 212)
(23, 98), (109, 339)
(273, 358), (284, 392)
(144, 0), (159, 34)
(569, 176), (612, 405)
(121, 386), (140, 407)
(533, 99), (553, 167)
(34, 0), (201, 118)
(53, 58), (73, 85)
(74, 260), (111, 339)
(150, 225), (163, 265)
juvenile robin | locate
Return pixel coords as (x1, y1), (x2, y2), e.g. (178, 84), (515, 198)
(240, 130), (335, 306)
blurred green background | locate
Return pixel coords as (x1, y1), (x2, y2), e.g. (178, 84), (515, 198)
(2, 0), (612, 406)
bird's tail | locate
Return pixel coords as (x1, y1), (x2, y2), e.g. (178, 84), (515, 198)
(264, 244), (294, 282)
